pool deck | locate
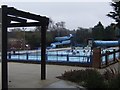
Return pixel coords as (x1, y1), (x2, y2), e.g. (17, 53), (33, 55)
(0, 62), (87, 89)
(0, 62), (119, 89)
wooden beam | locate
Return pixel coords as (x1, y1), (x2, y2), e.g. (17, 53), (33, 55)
(8, 22), (41, 27)
(7, 7), (49, 22)
(8, 16), (27, 23)
(2, 5), (8, 90)
(41, 25), (47, 80)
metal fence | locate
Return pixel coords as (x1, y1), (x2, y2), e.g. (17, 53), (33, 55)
(7, 50), (92, 66)
(101, 49), (119, 67)
(7, 48), (120, 68)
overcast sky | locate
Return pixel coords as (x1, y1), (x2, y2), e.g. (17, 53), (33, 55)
(0, 1), (116, 30)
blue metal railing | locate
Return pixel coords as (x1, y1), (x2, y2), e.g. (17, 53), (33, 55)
(101, 49), (119, 65)
(7, 51), (92, 64)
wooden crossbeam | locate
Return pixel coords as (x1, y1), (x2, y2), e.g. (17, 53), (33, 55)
(8, 16), (27, 23)
(8, 22), (41, 27)
(7, 7), (49, 22)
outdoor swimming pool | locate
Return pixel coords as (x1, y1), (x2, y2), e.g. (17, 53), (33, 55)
(7, 47), (119, 64)
(8, 49), (92, 63)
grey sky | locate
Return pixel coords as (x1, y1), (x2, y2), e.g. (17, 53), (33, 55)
(1, 1), (115, 30)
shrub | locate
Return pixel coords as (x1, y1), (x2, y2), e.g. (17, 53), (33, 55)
(58, 68), (120, 89)
(103, 67), (118, 80)
(108, 74), (120, 89)
(84, 69), (106, 89)
(103, 67), (120, 89)
(58, 69), (106, 88)
(60, 69), (85, 83)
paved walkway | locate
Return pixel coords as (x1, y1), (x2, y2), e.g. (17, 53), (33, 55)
(7, 62), (86, 89)
(0, 62), (2, 90)
(0, 62), (119, 89)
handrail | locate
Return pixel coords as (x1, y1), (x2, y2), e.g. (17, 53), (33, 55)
(101, 49), (120, 56)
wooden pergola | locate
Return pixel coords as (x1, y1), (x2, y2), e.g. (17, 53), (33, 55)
(1, 5), (49, 90)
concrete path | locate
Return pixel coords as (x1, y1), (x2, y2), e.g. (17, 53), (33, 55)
(45, 80), (85, 90)
(7, 62), (86, 88)
(0, 62), (119, 89)
(45, 80), (77, 88)
(0, 63), (1, 89)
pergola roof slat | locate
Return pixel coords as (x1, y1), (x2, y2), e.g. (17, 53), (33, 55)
(8, 16), (27, 23)
(8, 22), (41, 27)
(7, 7), (49, 22)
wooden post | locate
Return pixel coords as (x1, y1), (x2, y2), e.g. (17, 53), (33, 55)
(46, 53), (48, 62)
(2, 5), (8, 90)
(118, 39), (120, 60)
(41, 25), (47, 80)
(92, 47), (101, 68)
(105, 51), (109, 66)
(119, 46), (120, 59)
(8, 53), (11, 59)
(26, 53), (28, 60)
(67, 55), (69, 62)
(113, 49), (116, 62)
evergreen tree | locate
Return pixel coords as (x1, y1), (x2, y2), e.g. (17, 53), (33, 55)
(107, 1), (120, 38)
(75, 27), (92, 45)
(104, 24), (115, 40)
(92, 22), (104, 40)
(107, 1), (120, 28)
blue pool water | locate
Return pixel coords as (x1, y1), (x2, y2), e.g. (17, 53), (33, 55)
(8, 49), (91, 63)
(7, 48), (119, 63)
